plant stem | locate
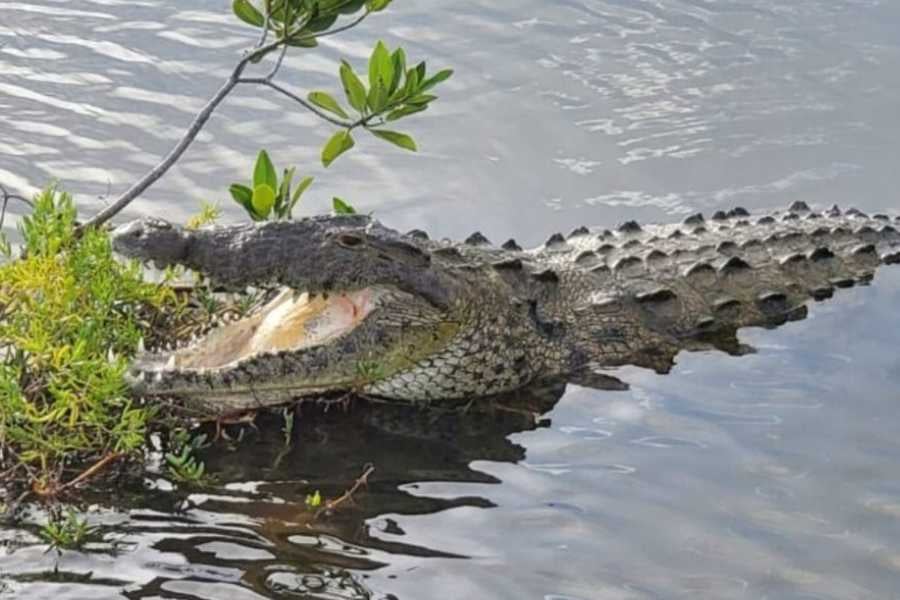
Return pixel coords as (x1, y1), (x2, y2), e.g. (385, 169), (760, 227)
(0, 184), (34, 230)
(80, 39), (284, 231)
(79, 9), (373, 231)
(239, 78), (352, 127)
(314, 463), (375, 519)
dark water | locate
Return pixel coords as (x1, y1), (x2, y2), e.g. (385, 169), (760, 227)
(3, 1), (900, 598)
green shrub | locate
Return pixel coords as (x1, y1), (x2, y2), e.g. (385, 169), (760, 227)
(0, 186), (176, 491)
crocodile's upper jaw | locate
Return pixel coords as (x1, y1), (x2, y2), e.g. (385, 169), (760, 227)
(111, 215), (455, 307)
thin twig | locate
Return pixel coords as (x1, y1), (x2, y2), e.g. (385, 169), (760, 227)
(239, 78), (353, 127)
(80, 10), (374, 231)
(58, 452), (126, 493)
(79, 38), (284, 231)
(257, 19), (271, 47)
(293, 10), (370, 43)
(265, 43), (289, 82)
(256, 4), (272, 48)
(314, 463), (375, 520)
(0, 184), (34, 231)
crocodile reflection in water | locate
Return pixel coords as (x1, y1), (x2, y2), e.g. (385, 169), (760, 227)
(147, 380), (582, 597)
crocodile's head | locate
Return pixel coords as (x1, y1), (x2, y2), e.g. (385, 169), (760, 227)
(111, 216), (462, 414)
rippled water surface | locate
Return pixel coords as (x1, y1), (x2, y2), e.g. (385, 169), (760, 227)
(3, 1), (900, 598)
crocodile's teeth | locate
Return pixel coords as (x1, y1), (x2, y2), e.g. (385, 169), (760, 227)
(165, 355), (176, 369)
(154, 371), (164, 383)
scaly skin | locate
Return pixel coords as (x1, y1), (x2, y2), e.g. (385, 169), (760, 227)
(111, 203), (900, 415)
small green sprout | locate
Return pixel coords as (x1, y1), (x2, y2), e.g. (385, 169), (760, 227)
(332, 196), (357, 214)
(305, 490), (323, 510)
(185, 201), (222, 230)
(40, 509), (97, 552)
(355, 359), (385, 384)
(229, 150), (313, 221)
(164, 432), (210, 484)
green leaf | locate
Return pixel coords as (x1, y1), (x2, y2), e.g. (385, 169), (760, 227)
(336, 0), (367, 14)
(305, 13), (339, 33)
(406, 93), (437, 105)
(369, 129), (417, 151)
(232, 0), (265, 27)
(420, 68), (453, 92)
(228, 184), (254, 213)
(339, 61), (368, 113)
(367, 81), (389, 113)
(251, 183), (276, 219)
(253, 150), (278, 190)
(366, 0), (392, 11)
(390, 48), (406, 94)
(288, 176), (314, 216)
(403, 67), (420, 97)
(268, 0), (288, 23)
(321, 129), (355, 167)
(369, 41), (393, 93)
(287, 35), (318, 47)
(414, 61), (426, 87)
(332, 197), (356, 214)
(307, 91), (349, 119)
(385, 104), (427, 121)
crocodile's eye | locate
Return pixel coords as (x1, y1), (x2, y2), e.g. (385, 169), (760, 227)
(337, 234), (364, 248)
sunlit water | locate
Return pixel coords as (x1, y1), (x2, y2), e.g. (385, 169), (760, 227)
(3, 1), (900, 598)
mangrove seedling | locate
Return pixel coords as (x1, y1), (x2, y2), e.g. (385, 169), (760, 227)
(229, 149), (313, 221)
(40, 508), (97, 552)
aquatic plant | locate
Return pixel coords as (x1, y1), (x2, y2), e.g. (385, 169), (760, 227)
(39, 508), (97, 552)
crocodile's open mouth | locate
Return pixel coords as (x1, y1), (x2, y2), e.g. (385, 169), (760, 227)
(175, 287), (382, 370)
(131, 286), (388, 379)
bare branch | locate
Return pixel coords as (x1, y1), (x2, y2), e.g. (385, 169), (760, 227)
(80, 38), (285, 231)
(79, 9), (374, 231)
(314, 463), (375, 520)
(0, 184), (34, 231)
(256, 0), (272, 47)
(257, 16), (271, 47)
(265, 43), (289, 82)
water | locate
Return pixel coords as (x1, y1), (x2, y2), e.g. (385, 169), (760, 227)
(2, 0), (900, 598)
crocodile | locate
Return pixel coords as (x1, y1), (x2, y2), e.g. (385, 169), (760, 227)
(111, 202), (900, 416)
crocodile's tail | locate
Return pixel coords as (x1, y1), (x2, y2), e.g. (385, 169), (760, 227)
(561, 203), (900, 373)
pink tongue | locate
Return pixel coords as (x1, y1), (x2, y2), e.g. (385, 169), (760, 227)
(333, 289), (373, 320)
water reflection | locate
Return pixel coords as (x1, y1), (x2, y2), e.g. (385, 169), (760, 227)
(4, 0), (900, 598)
(2, 382), (570, 599)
